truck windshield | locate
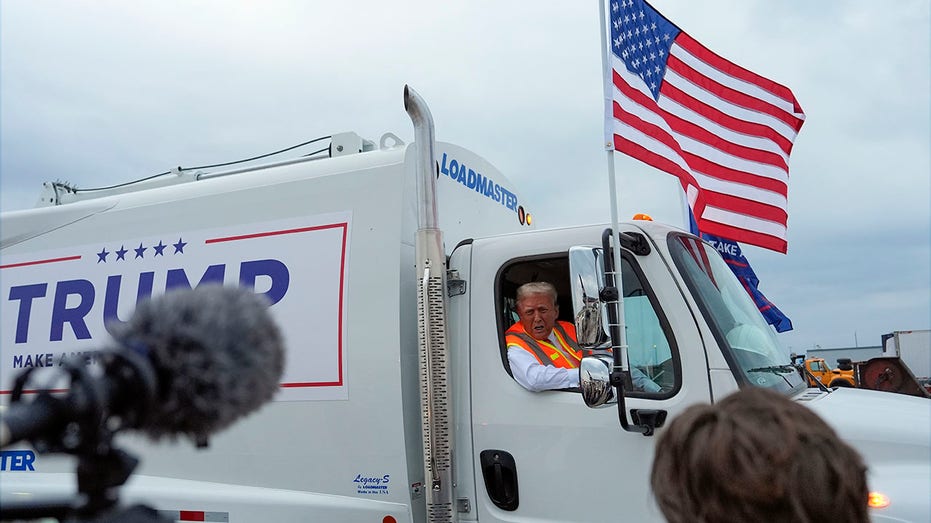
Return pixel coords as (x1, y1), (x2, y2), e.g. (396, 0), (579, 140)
(668, 234), (804, 394)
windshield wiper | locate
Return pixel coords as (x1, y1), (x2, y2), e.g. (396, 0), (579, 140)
(746, 364), (801, 388)
(747, 365), (798, 375)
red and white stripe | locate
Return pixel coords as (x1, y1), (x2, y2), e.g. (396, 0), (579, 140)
(608, 31), (805, 253)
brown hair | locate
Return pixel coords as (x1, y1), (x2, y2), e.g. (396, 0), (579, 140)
(650, 387), (869, 523)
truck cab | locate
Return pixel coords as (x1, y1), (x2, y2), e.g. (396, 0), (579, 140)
(452, 223), (721, 519)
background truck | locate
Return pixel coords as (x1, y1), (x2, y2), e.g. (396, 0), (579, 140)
(881, 330), (930, 390)
(792, 353), (930, 398)
(1, 87), (929, 522)
(792, 355), (856, 388)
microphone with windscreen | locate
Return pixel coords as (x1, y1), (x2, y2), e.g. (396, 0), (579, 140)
(0, 284), (285, 450)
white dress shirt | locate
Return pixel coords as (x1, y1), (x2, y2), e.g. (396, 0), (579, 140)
(507, 331), (579, 392)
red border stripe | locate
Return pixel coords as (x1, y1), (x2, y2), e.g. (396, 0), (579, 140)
(281, 381), (342, 388)
(0, 388), (69, 395)
(204, 223), (345, 244)
(0, 255), (82, 270)
(206, 221), (348, 388)
(2, 222), (349, 393)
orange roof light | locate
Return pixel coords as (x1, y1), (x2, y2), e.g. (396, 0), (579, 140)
(632, 213), (653, 221)
(868, 492), (890, 509)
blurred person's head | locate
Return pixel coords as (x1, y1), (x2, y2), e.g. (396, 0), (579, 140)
(650, 387), (869, 523)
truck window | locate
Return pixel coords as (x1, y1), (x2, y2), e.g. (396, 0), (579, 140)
(497, 256), (575, 382)
(668, 233), (805, 394)
(497, 254), (678, 395)
(620, 255), (678, 395)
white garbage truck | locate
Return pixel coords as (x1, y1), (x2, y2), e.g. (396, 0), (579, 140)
(1, 87), (928, 522)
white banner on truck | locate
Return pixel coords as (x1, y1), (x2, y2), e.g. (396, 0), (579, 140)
(0, 212), (350, 401)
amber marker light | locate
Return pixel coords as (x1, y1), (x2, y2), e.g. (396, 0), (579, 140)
(526, 213), (533, 226)
(632, 213), (653, 221)
(867, 492), (890, 509)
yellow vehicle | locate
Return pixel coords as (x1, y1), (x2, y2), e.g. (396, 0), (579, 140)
(795, 356), (856, 388)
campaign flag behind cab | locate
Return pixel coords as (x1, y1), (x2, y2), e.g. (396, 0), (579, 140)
(605, 0), (805, 253)
(688, 212), (793, 332)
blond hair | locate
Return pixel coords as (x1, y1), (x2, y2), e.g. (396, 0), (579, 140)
(516, 282), (557, 306)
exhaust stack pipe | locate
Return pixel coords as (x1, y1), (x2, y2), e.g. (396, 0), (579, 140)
(404, 85), (439, 231)
(404, 85), (456, 523)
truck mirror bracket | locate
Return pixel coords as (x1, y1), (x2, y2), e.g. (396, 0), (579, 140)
(629, 409), (667, 437)
(618, 232), (650, 256)
(446, 270), (466, 297)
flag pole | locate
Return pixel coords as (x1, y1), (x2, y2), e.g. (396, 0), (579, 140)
(599, 0), (630, 370)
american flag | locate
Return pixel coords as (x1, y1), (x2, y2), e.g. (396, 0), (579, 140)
(606, 0), (805, 253)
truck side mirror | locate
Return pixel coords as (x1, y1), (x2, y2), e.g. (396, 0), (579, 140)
(579, 354), (617, 408)
(568, 246), (610, 349)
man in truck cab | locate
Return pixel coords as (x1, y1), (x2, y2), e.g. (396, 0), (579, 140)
(505, 282), (661, 393)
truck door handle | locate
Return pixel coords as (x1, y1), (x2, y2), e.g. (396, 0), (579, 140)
(479, 450), (519, 511)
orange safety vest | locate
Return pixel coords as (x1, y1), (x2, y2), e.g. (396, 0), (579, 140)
(505, 321), (583, 369)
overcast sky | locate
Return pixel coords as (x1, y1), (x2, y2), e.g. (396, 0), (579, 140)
(1, 1), (928, 355)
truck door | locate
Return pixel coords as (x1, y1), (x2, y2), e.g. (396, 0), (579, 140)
(466, 230), (713, 522)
